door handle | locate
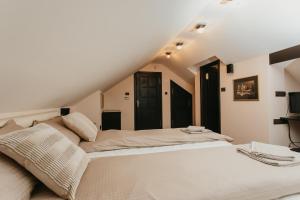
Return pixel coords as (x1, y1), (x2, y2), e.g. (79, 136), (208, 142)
(137, 100), (139, 108)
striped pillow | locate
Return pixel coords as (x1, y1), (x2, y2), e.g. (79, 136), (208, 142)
(0, 124), (89, 200)
(0, 120), (37, 200)
(63, 112), (98, 142)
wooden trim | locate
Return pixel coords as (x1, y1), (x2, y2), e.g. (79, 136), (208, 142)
(269, 44), (300, 65)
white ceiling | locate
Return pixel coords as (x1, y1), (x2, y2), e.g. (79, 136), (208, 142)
(1, 0), (300, 113)
(0, 0), (210, 113)
(154, 0), (300, 82)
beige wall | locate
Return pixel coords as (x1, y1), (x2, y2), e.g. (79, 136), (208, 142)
(103, 64), (194, 130)
(194, 71), (201, 126)
(71, 90), (102, 129)
(103, 76), (134, 130)
(195, 55), (300, 145)
(220, 56), (270, 144)
(267, 59), (300, 146)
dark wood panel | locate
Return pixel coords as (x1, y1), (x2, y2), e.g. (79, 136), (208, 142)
(134, 72), (162, 130)
(200, 60), (221, 133)
(102, 112), (121, 130)
(269, 44), (300, 65)
(170, 80), (193, 128)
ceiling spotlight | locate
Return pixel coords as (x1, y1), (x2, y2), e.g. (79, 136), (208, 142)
(165, 52), (172, 59)
(220, 0), (233, 4)
(194, 23), (206, 33)
(176, 42), (184, 50)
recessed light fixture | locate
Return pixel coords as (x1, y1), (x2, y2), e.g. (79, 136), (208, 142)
(194, 23), (206, 33)
(165, 52), (172, 59)
(176, 42), (184, 50)
(220, 0), (232, 4)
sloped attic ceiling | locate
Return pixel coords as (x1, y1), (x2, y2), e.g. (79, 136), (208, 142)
(153, 0), (300, 83)
(0, 0), (211, 113)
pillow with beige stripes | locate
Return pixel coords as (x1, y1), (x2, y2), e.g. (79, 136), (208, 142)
(62, 112), (98, 142)
(0, 123), (90, 200)
(0, 120), (37, 200)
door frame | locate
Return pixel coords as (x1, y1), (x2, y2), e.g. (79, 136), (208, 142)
(200, 60), (221, 133)
(134, 71), (163, 130)
(170, 80), (193, 128)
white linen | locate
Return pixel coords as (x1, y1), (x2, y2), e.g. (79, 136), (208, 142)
(237, 142), (300, 166)
(88, 141), (232, 159)
(87, 141), (300, 200)
(186, 125), (205, 132)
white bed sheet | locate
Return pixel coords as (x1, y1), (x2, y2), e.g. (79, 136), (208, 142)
(87, 141), (300, 200)
(87, 140), (232, 159)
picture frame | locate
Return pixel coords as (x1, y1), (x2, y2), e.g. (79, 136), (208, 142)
(233, 75), (259, 101)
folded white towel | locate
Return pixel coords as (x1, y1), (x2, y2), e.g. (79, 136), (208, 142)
(186, 126), (205, 132)
(250, 141), (295, 158)
(237, 142), (300, 167)
(181, 128), (211, 134)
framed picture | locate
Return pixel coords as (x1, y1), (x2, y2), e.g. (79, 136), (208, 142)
(233, 75), (259, 101)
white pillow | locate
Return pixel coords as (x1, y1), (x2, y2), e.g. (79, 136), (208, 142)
(0, 124), (89, 200)
(63, 112), (98, 142)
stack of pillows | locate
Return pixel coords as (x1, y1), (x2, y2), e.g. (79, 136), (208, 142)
(0, 112), (98, 200)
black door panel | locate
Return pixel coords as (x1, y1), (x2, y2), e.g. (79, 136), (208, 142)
(171, 81), (193, 128)
(134, 72), (162, 130)
(200, 61), (221, 133)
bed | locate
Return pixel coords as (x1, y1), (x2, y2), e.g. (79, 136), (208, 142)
(31, 142), (300, 200)
(2, 112), (300, 200)
(30, 128), (300, 200)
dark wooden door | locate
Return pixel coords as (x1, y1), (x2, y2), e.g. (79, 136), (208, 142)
(134, 72), (162, 130)
(171, 80), (193, 128)
(200, 61), (221, 133)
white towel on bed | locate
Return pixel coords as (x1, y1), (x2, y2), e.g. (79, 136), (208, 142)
(186, 126), (205, 132)
(237, 142), (300, 167)
(181, 126), (210, 134)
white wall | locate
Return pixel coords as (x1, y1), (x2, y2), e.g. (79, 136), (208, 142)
(71, 90), (102, 129)
(220, 55), (270, 144)
(268, 59), (300, 146)
(103, 63), (194, 130)
(195, 55), (300, 145)
(103, 76), (134, 130)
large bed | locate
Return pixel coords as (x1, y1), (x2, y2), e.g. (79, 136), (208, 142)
(30, 129), (300, 200)
(1, 112), (300, 200)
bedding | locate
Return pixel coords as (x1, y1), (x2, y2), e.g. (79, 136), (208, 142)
(87, 140), (232, 159)
(63, 112), (98, 142)
(31, 184), (63, 200)
(237, 142), (300, 166)
(80, 146), (300, 200)
(80, 128), (233, 153)
(0, 119), (37, 200)
(33, 117), (81, 145)
(0, 119), (22, 135)
(0, 124), (89, 200)
(33, 145), (300, 200)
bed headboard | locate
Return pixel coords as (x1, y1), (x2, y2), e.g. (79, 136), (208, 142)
(0, 108), (60, 128)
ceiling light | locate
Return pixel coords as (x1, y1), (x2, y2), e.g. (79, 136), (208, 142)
(194, 24), (206, 33)
(176, 42), (184, 50)
(165, 52), (172, 59)
(220, 0), (233, 4)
